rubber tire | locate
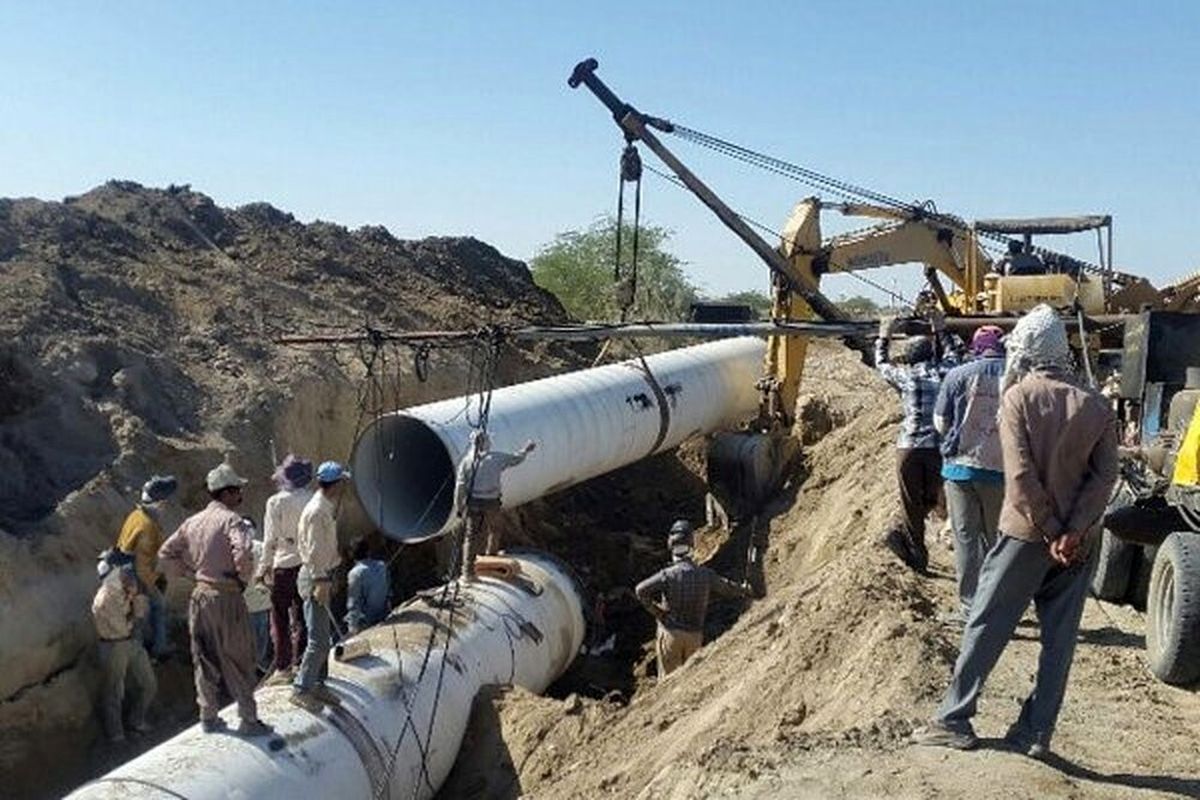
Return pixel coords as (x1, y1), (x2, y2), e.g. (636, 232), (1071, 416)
(1128, 545), (1159, 612)
(1146, 532), (1200, 685)
(1091, 529), (1137, 601)
(1093, 481), (1138, 602)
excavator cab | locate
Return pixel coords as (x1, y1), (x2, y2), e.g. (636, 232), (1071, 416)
(973, 215), (1114, 315)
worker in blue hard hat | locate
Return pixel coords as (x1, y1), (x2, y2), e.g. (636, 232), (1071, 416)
(635, 519), (754, 677)
(292, 460), (352, 710)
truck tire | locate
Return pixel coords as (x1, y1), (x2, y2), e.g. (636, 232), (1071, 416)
(1146, 533), (1200, 685)
(1091, 529), (1137, 601)
(1128, 545), (1159, 612)
(1093, 481), (1138, 602)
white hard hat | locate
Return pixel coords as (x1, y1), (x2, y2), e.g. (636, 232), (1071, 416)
(206, 463), (248, 493)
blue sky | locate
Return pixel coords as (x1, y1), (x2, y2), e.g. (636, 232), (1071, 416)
(2, 2), (1197, 303)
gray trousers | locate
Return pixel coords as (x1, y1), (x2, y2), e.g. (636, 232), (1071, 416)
(98, 638), (156, 739)
(188, 585), (258, 723)
(936, 535), (1092, 744)
(944, 479), (1004, 617)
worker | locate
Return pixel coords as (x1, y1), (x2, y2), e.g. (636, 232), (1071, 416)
(92, 564), (157, 743)
(242, 516), (273, 676)
(158, 463), (273, 737)
(934, 326), (1006, 621)
(344, 537), (391, 635)
(292, 460), (351, 710)
(453, 430), (536, 579)
(913, 304), (1118, 759)
(257, 455), (314, 683)
(998, 240), (1045, 276)
(634, 520), (754, 677)
(115, 474), (178, 659)
(876, 315), (959, 573)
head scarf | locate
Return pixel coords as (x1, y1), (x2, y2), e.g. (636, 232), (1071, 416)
(1002, 304), (1074, 391)
(970, 325), (1005, 357)
(273, 454), (313, 490)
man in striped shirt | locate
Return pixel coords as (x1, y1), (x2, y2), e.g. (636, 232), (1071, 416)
(876, 315), (959, 573)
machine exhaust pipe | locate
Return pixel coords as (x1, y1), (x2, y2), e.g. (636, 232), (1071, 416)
(351, 337), (765, 541)
(68, 552), (585, 800)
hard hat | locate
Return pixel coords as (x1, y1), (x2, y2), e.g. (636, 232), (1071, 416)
(141, 474), (178, 504)
(206, 463), (248, 493)
(316, 461), (352, 484)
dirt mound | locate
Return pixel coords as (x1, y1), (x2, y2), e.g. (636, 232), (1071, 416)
(442, 341), (1200, 799)
(0, 181), (576, 796)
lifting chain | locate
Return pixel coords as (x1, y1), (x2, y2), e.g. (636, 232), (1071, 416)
(613, 141), (643, 321)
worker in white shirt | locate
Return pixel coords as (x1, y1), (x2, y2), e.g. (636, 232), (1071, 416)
(257, 455), (315, 681)
(291, 460), (351, 710)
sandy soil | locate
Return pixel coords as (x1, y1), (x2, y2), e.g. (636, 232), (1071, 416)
(442, 342), (1200, 799)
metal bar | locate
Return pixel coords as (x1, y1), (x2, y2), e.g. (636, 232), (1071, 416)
(510, 321), (872, 341)
(567, 58), (848, 324)
(275, 314), (1135, 348)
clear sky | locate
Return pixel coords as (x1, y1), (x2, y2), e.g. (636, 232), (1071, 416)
(2, 1), (1197, 304)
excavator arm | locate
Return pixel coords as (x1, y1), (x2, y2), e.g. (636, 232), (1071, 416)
(763, 198), (992, 426)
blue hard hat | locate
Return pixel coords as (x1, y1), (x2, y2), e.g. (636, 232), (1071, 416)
(316, 461), (352, 484)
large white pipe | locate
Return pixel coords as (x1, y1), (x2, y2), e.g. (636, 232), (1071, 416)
(352, 337), (765, 541)
(68, 552), (585, 800)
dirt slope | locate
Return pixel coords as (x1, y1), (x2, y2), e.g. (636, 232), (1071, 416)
(0, 181), (575, 796)
(442, 341), (1200, 799)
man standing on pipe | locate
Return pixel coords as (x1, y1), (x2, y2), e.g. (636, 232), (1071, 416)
(257, 455), (314, 684)
(292, 460), (351, 710)
(158, 463), (273, 736)
(454, 431), (535, 580)
(635, 520), (754, 677)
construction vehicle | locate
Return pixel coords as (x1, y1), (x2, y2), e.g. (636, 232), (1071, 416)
(1094, 313), (1200, 685)
(567, 59), (1168, 435)
(571, 58), (1200, 683)
(569, 59), (1153, 485)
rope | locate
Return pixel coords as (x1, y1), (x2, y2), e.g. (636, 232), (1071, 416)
(664, 121), (1122, 281)
(642, 162), (914, 309)
(368, 332), (502, 800)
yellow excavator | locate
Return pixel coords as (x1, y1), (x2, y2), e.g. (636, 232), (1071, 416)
(568, 58), (1161, 435)
(571, 59), (1200, 660)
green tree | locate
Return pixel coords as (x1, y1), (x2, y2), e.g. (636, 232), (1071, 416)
(834, 294), (882, 320)
(530, 218), (697, 322)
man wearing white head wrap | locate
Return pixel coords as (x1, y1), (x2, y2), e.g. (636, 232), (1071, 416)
(1001, 303), (1074, 392)
(914, 305), (1118, 759)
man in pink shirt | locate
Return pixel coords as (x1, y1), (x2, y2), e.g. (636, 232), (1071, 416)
(159, 463), (273, 737)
